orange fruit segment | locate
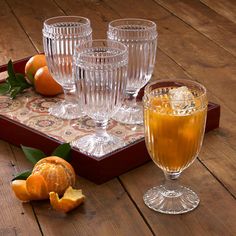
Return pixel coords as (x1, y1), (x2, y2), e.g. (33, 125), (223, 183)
(49, 186), (85, 213)
(26, 174), (48, 200)
(11, 180), (31, 202)
(34, 66), (63, 96)
(25, 54), (47, 84)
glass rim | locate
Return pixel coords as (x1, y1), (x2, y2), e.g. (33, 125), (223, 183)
(144, 79), (207, 102)
(108, 18), (157, 32)
(74, 39), (128, 59)
(43, 15), (91, 28)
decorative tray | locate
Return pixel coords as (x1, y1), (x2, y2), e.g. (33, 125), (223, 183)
(0, 57), (220, 184)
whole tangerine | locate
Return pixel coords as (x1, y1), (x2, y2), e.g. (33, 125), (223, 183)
(34, 66), (63, 96)
(25, 54), (47, 84)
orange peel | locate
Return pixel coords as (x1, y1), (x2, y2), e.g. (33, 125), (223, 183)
(49, 186), (85, 213)
(11, 180), (31, 202)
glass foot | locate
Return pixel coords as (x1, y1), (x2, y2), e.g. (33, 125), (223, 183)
(49, 101), (84, 120)
(112, 102), (143, 125)
(71, 134), (126, 159)
(143, 185), (200, 214)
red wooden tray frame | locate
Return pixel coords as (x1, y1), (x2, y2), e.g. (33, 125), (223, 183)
(0, 57), (220, 184)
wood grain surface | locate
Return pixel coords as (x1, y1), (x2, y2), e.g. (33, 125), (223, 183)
(0, 0), (236, 235)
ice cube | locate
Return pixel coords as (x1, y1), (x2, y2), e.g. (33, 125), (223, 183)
(169, 86), (195, 114)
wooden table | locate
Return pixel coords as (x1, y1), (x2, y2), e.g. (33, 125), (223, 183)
(0, 0), (236, 235)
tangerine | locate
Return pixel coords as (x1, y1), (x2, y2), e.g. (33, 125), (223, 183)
(31, 156), (76, 196)
(25, 54), (47, 84)
(34, 66), (63, 96)
(12, 156), (76, 202)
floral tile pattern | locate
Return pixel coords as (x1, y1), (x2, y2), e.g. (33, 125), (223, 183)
(0, 89), (144, 157)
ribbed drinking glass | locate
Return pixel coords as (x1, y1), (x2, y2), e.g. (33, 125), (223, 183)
(43, 16), (92, 119)
(107, 18), (157, 124)
(143, 79), (208, 214)
(72, 40), (128, 158)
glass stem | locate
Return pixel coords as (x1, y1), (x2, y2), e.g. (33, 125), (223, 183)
(63, 85), (77, 104)
(163, 172), (182, 197)
(95, 120), (109, 137)
(125, 91), (139, 107)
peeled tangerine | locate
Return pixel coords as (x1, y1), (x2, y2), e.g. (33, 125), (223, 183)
(31, 156), (76, 196)
(49, 186), (85, 213)
(12, 156), (76, 201)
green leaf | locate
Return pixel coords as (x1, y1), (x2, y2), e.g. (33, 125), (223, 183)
(10, 86), (21, 99)
(51, 143), (71, 161)
(0, 83), (10, 95)
(12, 170), (32, 181)
(3, 60), (32, 99)
(15, 73), (31, 87)
(21, 145), (46, 164)
(7, 60), (16, 80)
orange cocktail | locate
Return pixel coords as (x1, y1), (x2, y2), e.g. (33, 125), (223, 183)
(143, 79), (207, 214)
(144, 93), (207, 173)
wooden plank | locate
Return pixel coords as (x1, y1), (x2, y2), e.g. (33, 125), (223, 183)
(0, 0), (36, 64)
(54, 0), (121, 38)
(120, 161), (236, 236)
(0, 141), (42, 236)
(10, 146), (153, 236)
(200, 0), (236, 24)
(91, 0), (171, 20)
(6, 0), (65, 52)
(54, 0), (170, 38)
(154, 0), (236, 56)
(200, 133), (236, 196)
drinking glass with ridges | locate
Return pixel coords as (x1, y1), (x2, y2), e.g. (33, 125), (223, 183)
(107, 18), (157, 124)
(72, 40), (128, 158)
(143, 79), (207, 214)
(43, 16), (92, 119)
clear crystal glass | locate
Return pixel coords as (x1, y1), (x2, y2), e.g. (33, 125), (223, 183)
(107, 18), (157, 124)
(143, 79), (208, 214)
(43, 16), (92, 119)
(71, 40), (128, 158)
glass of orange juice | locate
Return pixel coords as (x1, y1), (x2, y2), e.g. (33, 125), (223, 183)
(143, 79), (207, 214)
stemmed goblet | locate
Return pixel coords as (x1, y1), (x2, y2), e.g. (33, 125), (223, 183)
(107, 18), (157, 124)
(72, 40), (128, 158)
(143, 79), (207, 214)
(43, 16), (92, 119)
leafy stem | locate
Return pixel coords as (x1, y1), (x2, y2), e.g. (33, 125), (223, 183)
(0, 60), (32, 99)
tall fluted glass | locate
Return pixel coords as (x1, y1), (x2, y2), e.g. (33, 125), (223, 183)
(72, 40), (128, 158)
(107, 18), (157, 124)
(143, 79), (207, 214)
(43, 16), (92, 119)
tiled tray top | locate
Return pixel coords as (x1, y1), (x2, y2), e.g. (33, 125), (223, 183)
(0, 89), (144, 157)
